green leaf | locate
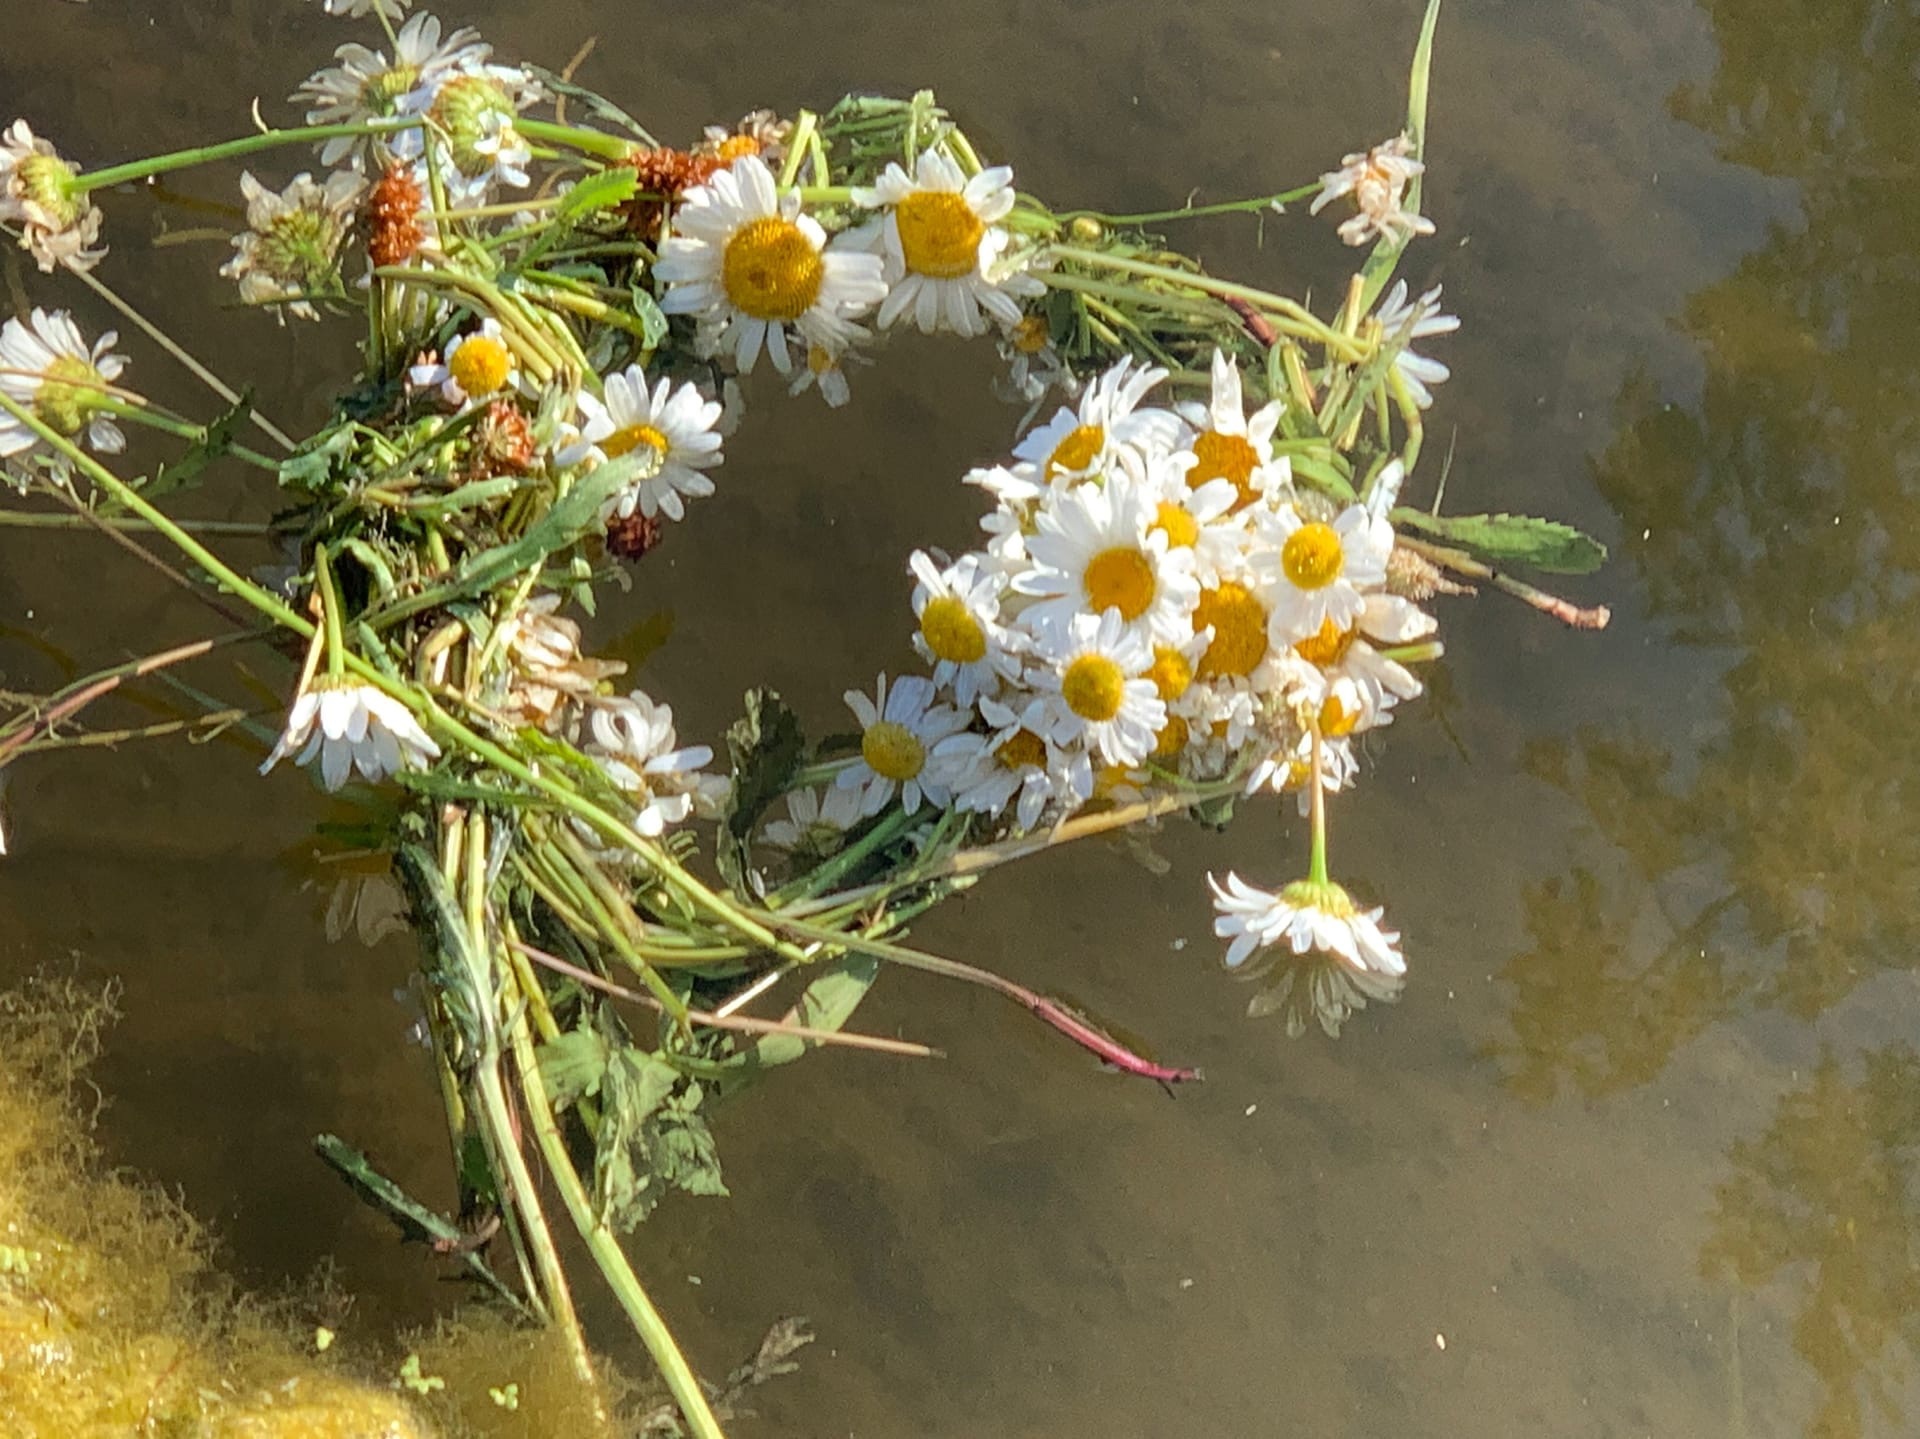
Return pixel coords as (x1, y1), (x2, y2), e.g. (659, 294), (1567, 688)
(735, 954), (881, 1075)
(453, 451), (648, 593)
(625, 285), (668, 351)
(716, 689), (805, 891)
(114, 393), (252, 511)
(557, 168), (640, 220)
(536, 1026), (611, 1110)
(278, 423), (356, 496)
(1392, 508), (1608, 574)
(592, 1053), (722, 1230)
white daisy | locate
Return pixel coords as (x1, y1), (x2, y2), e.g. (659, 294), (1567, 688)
(787, 342), (864, 407)
(1009, 356), (1181, 483)
(0, 121), (105, 274)
(909, 549), (1024, 707)
(942, 693), (1091, 832)
(1015, 472), (1201, 646)
(1173, 348), (1291, 510)
(585, 691), (725, 836)
(849, 147), (1042, 339)
(995, 314), (1073, 409)
(261, 677), (442, 792)
(655, 155), (888, 375)
(1258, 501), (1392, 645)
(836, 673), (968, 816)
(570, 367), (724, 523)
(220, 170), (366, 322)
(294, 14), (488, 171)
(1371, 281), (1459, 410)
(396, 65), (543, 199)
(0, 308), (128, 460)
(1139, 453), (1248, 587)
(1309, 134), (1434, 248)
(1208, 872), (1404, 977)
(1242, 715), (1360, 809)
(1029, 609), (1165, 769)
(408, 317), (519, 407)
(762, 784), (864, 851)
(1274, 590), (1437, 736)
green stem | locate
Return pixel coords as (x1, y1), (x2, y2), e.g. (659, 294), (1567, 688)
(314, 544), (347, 679)
(1307, 723), (1330, 887)
(1056, 182), (1319, 226)
(75, 121), (420, 193)
(0, 510), (269, 536)
(515, 117), (634, 161)
(96, 399), (282, 471)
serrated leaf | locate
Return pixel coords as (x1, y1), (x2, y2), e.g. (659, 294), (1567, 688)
(557, 168), (640, 220)
(115, 393), (251, 511)
(537, 1026), (611, 1111)
(716, 689), (805, 891)
(1392, 509), (1608, 575)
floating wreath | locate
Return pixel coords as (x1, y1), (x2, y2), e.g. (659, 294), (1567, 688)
(0, 0), (1605, 1431)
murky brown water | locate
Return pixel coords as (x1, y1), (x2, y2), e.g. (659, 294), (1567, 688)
(4, 0), (1918, 1434)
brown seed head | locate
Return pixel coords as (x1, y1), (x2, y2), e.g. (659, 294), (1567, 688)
(473, 399), (536, 476)
(365, 161), (425, 268)
(605, 510), (665, 561)
(621, 147), (724, 242)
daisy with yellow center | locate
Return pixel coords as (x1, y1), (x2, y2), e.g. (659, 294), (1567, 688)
(570, 365), (725, 524)
(1009, 356), (1182, 484)
(294, 14), (490, 171)
(655, 155), (888, 375)
(849, 147), (1043, 339)
(1142, 449), (1248, 586)
(836, 673), (968, 816)
(908, 550), (1023, 707)
(1270, 591), (1437, 737)
(787, 342), (865, 408)
(408, 317), (519, 408)
(585, 690), (725, 839)
(1208, 872), (1405, 1038)
(1016, 472), (1201, 646)
(1191, 578), (1272, 680)
(941, 694), (1092, 833)
(0, 308), (129, 462)
(1030, 610), (1165, 769)
(1259, 501), (1392, 645)
(0, 120), (105, 275)
(1174, 348), (1291, 511)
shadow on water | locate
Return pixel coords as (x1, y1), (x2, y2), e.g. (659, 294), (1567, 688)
(2, 0), (1919, 1435)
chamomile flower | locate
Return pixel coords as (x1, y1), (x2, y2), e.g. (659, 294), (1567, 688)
(1208, 872), (1404, 978)
(1010, 356), (1181, 483)
(1030, 609), (1165, 769)
(762, 784), (864, 852)
(850, 147), (1042, 339)
(1371, 280), (1459, 410)
(787, 342), (864, 407)
(0, 121), (105, 274)
(1259, 501), (1392, 645)
(1016, 473), (1201, 645)
(294, 14), (489, 171)
(996, 314), (1072, 409)
(908, 550), (1022, 706)
(408, 317), (518, 407)
(1142, 460), (1247, 586)
(1243, 718), (1359, 809)
(586, 691), (725, 836)
(836, 673), (968, 816)
(1173, 348), (1291, 510)
(943, 693), (1091, 832)
(1309, 134), (1434, 248)
(570, 367), (725, 523)
(396, 64), (542, 199)
(261, 677), (442, 792)
(0, 309), (128, 460)
(1278, 591), (1437, 734)
(655, 155), (887, 375)
(221, 170), (365, 322)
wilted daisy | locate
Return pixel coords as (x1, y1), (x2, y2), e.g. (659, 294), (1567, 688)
(0, 120), (105, 274)
(762, 783), (864, 852)
(494, 592), (626, 730)
(1259, 501), (1392, 644)
(850, 147), (1041, 338)
(1030, 609), (1165, 769)
(995, 313), (1072, 413)
(836, 673), (968, 816)
(655, 155), (887, 375)
(585, 690), (725, 836)
(1016, 473), (1200, 645)
(569, 367), (724, 523)
(1371, 280), (1459, 410)
(1279, 590), (1437, 734)
(787, 342), (863, 407)
(1208, 871), (1404, 978)
(909, 550), (1022, 706)
(1010, 356), (1181, 483)
(408, 317), (518, 407)
(943, 693), (1090, 832)
(0, 309), (129, 461)
(295, 14), (488, 171)
(1309, 134), (1434, 248)
(1174, 348), (1290, 510)
(695, 110), (794, 167)
(221, 170), (365, 322)
(261, 677), (443, 791)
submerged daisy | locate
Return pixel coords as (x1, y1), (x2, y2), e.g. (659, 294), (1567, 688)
(1310, 134), (1434, 248)
(261, 677), (442, 791)
(1208, 872), (1404, 978)
(836, 673), (968, 816)
(0, 120), (105, 274)
(221, 170), (366, 322)
(1371, 280), (1460, 410)
(762, 783), (864, 852)
(655, 155), (887, 375)
(569, 367), (725, 524)
(408, 317), (518, 408)
(1259, 501), (1392, 645)
(850, 147), (1042, 338)
(315, 0), (411, 18)
(0, 309), (129, 461)
(294, 14), (488, 171)
(585, 690), (725, 836)
(1030, 609), (1165, 769)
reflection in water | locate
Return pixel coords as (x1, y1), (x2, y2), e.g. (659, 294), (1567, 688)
(1493, 0), (1920, 1431)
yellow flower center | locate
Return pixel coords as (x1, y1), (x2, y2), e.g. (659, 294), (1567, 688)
(806, 344), (837, 375)
(36, 354), (103, 436)
(1046, 424), (1104, 477)
(1194, 581), (1268, 679)
(861, 720), (926, 782)
(1152, 501), (1200, 549)
(1319, 692), (1361, 737)
(994, 729), (1047, 771)
(722, 215), (824, 321)
(894, 190), (985, 279)
(1151, 714), (1189, 760)
(1062, 653), (1127, 723)
(919, 596), (987, 664)
(448, 335), (512, 397)
(17, 154), (83, 225)
(1281, 521), (1344, 591)
(1083, 546), (1156, 622)
(1293, 617), (1356, 668)
(716, 135), (761, 162)
(1149, 644), (1194, 701)
(1012, 315), (1051, 354)
(1189, 429), (1262, 509)
(600, 423), (669, 461)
